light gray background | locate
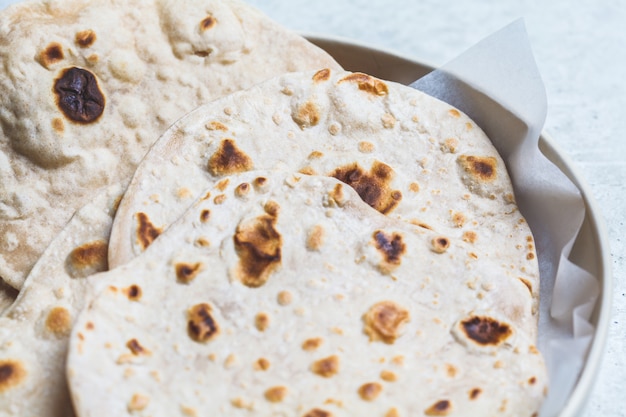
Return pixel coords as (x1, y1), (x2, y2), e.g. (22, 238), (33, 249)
(1, 0), (624, 415)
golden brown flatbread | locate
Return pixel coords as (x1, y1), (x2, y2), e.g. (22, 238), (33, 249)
(0, 0), (340, 289)
(68, 170), (547, 416)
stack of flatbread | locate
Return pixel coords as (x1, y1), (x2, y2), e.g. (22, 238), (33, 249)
(0, 1), (548, 416)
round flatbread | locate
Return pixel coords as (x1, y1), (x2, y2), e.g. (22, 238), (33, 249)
(109, 69), (540, 314)
(0, 0), (340, 289)
(67, 170), (547, 416)
(0, 184), (122, 417)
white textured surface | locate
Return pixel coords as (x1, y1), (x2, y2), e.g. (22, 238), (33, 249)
(241, 0), (626, 416)
(0, 0), (623, 415)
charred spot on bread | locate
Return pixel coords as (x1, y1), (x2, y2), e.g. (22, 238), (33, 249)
(233, 212), (282, 288)
(187, 303), (220, 343)
(135, 212), (162, 251)
(330, 161), (402, 215)
(54, 67), (105, 123)
(0, 360), (27, 393)
(363, 301), (410, 344)
(208, 139), (253, 176)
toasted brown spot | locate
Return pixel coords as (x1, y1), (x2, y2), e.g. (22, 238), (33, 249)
(45, 307), (72, 336)
(233, 213), (282, 288)
(292, 101), (320, 129)
(363, 301), (410, 344)
(448, 109), (461, 118)
(409, 182), (420, 192)
(431, 236), (450, 254)
(461, 316), (512, 346)
(0, 360), (27, 393)
(54, 67), (105, 123)
(187, 303), (219, 343)
(66, 239), (108, 278)
(199, 209), (211, 223)
(425, 400), (452, 416)
(380, 370), (397, 382)
(235, 182), (251, 197)
(208, 139), (253, 176)
(52, 117), (65, 133)
(358, 382), (382, 401)
(216, 178), (230, 191)
(358, 141), (375, 153)
(462, 231), (477, 244)
(313, 68), (331, 82)
(124, 285), (142, 301)
(306, 225), (325, 251)
(391, 355), (405, 366)
(254, 358), (270, 371)
(302, 337), (323, 351)
(75, 30), (96, 47)
(195, 237), (210, 247)
(445, 364), (458, 377)
(255, 312), (270, 332)
(86, 322), (94, 330)
(381, 113), (396, 129)
(303, 409), (332, 417)
(327, 183), (346, 207)
(385, 408), (400, 417)
(529, 376), (537, 385)
(330, 161), (402, 215)
(469, 388), (482, 400)
(277, 290), (293, 306)
(176, 187), (192, 199)
(39, 42), (64, 68)
(231, 397), (253, 409)
(127, 339), (150, 356)
(136, 212), (162, 251)
(311, 355), (339, 378)
(499, 399), (508, 412)
(264, 386), (288, 403)
(452, 212), (466, 227)
(176, 262), (202, 284)
(264, 200), (280, 217)
(200, 15), (217, 31)
(442, 138), (459, 153)
(519, 277), (533, 293)
(207, 121), (228, 131)
(459, 155), (498, 182)
(224, 354), (238, 368)
(299, 166), (317, 175)
(338, 72), (388, 96)
(527, 252), (535, 260)
(308, 151), (324, 159)
(373, 231), (406, 272)
(181, 406), (197, 417)
(213, 194), (227, 205)
(128, 393), (149, 412)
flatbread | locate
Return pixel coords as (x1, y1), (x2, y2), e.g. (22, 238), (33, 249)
(109, 69), (540, 313)
(0, 0), (340, 289)
(67, 170), (547, 416)
(0, 184), (122, 417)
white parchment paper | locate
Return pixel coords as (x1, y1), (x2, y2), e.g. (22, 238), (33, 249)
(411, 19), (599, 416)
